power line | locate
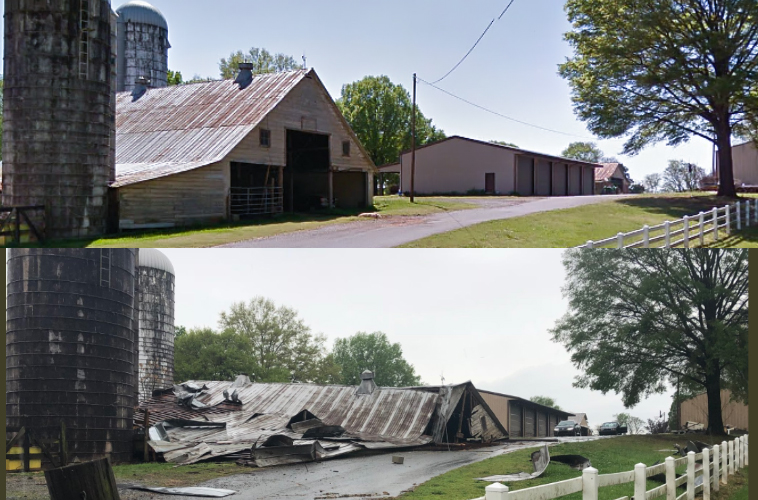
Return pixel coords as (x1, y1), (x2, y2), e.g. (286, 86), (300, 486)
(430, 1), (517, 84)
(417, 76), (597, 140)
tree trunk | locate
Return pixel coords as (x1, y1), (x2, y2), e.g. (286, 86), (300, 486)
(715, 120), (737, 198)
(704, 374), (726, 435)
(45, 458), (121, 500)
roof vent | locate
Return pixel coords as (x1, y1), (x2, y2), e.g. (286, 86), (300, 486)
(234, 62), (254, 90)
(356, 370), (377, 395)
(132, 76), (151, 101)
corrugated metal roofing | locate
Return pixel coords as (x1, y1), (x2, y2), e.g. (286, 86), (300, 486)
(595, 163), (621, 183)
(113, 70), (310, 187)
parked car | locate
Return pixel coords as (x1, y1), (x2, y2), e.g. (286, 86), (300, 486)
(598, 422), (628, 435)
(554, 420), (583, 436)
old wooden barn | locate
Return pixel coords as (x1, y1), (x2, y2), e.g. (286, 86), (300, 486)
(113, 69), (376, 230)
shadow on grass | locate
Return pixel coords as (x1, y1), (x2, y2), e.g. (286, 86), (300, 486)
(33, 211), (358, 248)
(705, 226), (758, 247)
(615, 195), (750, 220)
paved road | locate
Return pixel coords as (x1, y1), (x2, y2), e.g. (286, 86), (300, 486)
(221, 195), (629, 248)
(120, 437), (616, 500)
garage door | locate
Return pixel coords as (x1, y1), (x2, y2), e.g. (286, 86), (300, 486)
(553, 163), (567, 196)
(549, 415), (558, 437)
(524, 408), (535, 437)
(537, 412), (547, 437)
(568, 165), (582, 195)
(510, 402), (522, 437)
(536, 160), (551, 196)
(517, 157), (534, 196)
(584, 166), (595, 195)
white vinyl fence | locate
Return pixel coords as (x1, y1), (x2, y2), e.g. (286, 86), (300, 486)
(576, 199), (758, 248)
(475, 435), (748, 500)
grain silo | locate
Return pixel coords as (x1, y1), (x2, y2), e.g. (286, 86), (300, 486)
(115, 0), (170, 92)
(137, 249), (176, 400)
(1, 0), (116, 240)
(6, 249), (138, 464)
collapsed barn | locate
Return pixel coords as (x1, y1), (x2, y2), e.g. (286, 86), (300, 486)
(136, 373), (507, 466)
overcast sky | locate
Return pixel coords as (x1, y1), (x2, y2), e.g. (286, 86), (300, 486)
(161, 248), (674, 430)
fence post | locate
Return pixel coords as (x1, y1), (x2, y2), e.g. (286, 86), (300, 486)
(738, 436), (743, 469)
(745, 435), (749, 466)
(485, 483), (509, 500)
(729, 439), (735, 475)
(683, 216), (690, 248)
(747, 202), (751, 228)
(635, 462), (648, 500)
(643, 225), (650, 248)
(665, 456), (676, 500)
(703, 447), (710, 500)
(664, 221), (671, 247)
(583, 466), (598, 500)
(725, 205), (731, 235)
(687, 451), (696, 500)
(586, 241), (594, 249)
(721, 440), (728, 484)
(699, 212), (705, 246)
(712, 444), (720, 492)
(736, 201), (741, 230)
(617, 232), (624, 249)
(713, 208), (719, 241)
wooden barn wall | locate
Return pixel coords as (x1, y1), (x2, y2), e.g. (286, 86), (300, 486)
(680, 389), (749, 431)
(119, 162), (227, 228)
(226, 76), (374, 176)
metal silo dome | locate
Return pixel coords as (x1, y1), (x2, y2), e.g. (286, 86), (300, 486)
(115, 0), (169, 30)
(137, 248), (175, 275)
(136, 249), (175, 400)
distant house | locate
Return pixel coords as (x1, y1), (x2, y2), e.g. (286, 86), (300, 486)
(114, 69), (376, 230)
(378, 136), (598, 196)
(680, 389), (748, 432)
(594, 163), (630, 194)
(732, 141), (758, 186)
(478, 390), (572, 438)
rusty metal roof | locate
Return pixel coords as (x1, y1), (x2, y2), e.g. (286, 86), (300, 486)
(113, 70), (309, 187)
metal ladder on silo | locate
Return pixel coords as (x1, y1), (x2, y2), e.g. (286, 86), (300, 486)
(79, 0), (90, 79)
(100, 249), (111, 287)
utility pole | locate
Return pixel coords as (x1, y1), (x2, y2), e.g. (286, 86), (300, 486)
(411, 73), (417, 203)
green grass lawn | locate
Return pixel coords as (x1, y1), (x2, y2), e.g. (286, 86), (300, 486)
(400, 435), (741, 500)
(30, 196), (478, 248)
(401, 195), (755, 248)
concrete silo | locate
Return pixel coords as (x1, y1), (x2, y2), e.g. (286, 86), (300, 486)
(6, 249), (138, 464)
(137, 249), (175, 400)
(2, 0), (116, 239)
(115, 0), (170, 92)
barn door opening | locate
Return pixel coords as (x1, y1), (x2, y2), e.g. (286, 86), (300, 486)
(285, 130), (330, 212)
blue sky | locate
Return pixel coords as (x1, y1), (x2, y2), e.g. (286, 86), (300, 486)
(121, 0), (718, 183)
(0, 0), (719, 181)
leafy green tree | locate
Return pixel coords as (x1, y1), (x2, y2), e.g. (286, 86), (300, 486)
(332, 332), (422, 387)
(337, 75), (445, 168)
(174, 325), (187, 339)
(491, 140), (519, 148)
(642, 173), (662, 193)
(561, 142), (604, 163)
(219, 47), (302, 79)
(529, 396), (562, 410)
(662, 160), (706, 192)
(219, 297), (332, 383)
(559, 0), (758, 198)
(174, 327), (257, 383)
(552, 250), (748, 435)
(614, 413), (646, 434)
(167, 70), (183, 86)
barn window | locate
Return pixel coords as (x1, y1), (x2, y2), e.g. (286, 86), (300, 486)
(260, 129), (271, 148)
(342, 140), (351, 157)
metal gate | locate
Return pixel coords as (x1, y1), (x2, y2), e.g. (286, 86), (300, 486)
(509, 402), (522, 437)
